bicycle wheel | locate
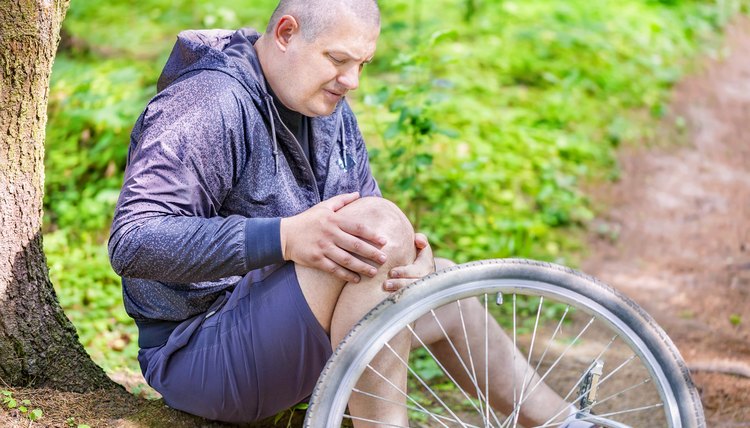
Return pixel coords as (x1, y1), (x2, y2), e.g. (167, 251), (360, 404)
(304, 259), (704, 428)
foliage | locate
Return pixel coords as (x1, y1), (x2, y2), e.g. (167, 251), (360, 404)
(272, 402), (309, 428)
(44, 57), (154, 233)
(361, 0), (746, 264)
(1, 390), (43, 422)
(44, 230), (138, 372)
(43, 0), (746, 377)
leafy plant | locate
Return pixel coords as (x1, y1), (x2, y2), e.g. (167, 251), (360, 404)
(1, 391), (43, 422)
(65, 417), (91, 428)
(272, 402), (309, 428)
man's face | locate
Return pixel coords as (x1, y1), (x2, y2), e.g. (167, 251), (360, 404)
(275, 12), (379, 117)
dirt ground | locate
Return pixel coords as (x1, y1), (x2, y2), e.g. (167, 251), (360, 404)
(2, 15), (750, 428)
(581, 17), (750, 427)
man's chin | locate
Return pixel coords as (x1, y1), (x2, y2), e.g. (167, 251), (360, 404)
(308, 103), (338, 118)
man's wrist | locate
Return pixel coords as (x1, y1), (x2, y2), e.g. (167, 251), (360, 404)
(279, 217), (289, 261)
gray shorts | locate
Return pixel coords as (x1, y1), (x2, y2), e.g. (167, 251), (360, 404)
(137, 263), (333, 423)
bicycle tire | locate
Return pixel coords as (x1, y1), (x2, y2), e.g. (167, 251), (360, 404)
(304, 259), (704, 427)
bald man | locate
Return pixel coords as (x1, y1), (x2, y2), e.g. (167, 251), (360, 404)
(109, 1), (596, 426)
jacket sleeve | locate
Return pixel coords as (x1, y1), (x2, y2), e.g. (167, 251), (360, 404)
(108, 77), (282, 283)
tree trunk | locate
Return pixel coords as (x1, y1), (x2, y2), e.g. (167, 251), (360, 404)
(0, 0), (114, 392)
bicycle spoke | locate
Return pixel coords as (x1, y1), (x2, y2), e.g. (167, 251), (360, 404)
(536, 402), (666, 428)
(542, 353), (639, 426)
(352, 388), (481, 427)
(593, 402), (664, 418)
(512, 304), (572, 424)
(544, 335), (618, 421)
(504, 316), (596, 424)
(560, 336), (617, 403)
(382, 342), (470, 427)
(427, 308), (482, 391)
(515, 295), (545, 427)
(524, 316), (596, 397)
(406, 324), (487, 418)
(362, 363), (451, 428)
(485, 293), (491, 426)
(343, 414), (411, 428)
(457, 299), (489, 423)
(530, 306), (570, 377)
(420, 306), (500, 424)
(599, 355), (637, 383)
(510, 293), (518, 427)
(583, 377), (653, 412)
(407, 310), (500, 425)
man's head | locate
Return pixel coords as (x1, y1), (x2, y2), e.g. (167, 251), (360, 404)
(255, 0), (381, 117)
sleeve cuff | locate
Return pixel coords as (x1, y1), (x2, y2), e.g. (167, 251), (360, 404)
(244, 217), (284, 269)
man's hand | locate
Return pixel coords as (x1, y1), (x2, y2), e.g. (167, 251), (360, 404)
(280, 192), (389, 283)
(384, 233), (435, 292)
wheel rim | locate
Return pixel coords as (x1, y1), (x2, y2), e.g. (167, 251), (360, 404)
(310, 270), (689, 427)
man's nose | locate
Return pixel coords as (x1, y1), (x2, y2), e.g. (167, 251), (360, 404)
(337, 65), (360, 91)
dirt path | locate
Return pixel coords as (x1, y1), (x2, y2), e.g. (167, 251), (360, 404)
(581, 18), (750, 427)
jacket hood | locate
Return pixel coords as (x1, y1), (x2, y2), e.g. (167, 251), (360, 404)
(157, 28), (266, 95)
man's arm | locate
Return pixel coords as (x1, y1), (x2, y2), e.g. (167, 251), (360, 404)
(110, 86), (389, 284)
(108, 83), (282, 282)
(108, 128), (281, 282)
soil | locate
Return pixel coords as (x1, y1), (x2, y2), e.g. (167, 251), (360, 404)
(2, 15), (749, 428)
(581, 17), (750, 428)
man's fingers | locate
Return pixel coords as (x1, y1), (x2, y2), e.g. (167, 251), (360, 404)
(339, 219), (387, 246)
(338, 236), (388, 266)
(383, 278), (416, 292)
(414, 233), (429, 249)
(389, 263), (431, 280)
(326, 247), (379, 279)
(389, 245), (435, 279)
(322, 192), (360, 211)
(318, 257), (361, 283)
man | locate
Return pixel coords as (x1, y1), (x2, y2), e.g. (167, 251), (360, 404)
(109, 0), (594, 426)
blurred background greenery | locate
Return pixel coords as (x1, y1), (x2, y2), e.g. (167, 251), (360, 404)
(44, 0), (747, 377)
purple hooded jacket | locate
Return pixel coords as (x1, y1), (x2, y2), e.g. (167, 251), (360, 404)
(108, 28), (380, 344)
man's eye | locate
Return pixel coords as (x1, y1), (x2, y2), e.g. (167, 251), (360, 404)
(329, 55), (345, 65)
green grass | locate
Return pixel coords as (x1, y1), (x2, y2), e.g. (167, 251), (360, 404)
(44, 0), (748, 375)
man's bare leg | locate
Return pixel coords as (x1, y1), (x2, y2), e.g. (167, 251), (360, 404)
(411, 258), (572, 427)
(296, 197), (416, 427)
(294, 198), (570, 426)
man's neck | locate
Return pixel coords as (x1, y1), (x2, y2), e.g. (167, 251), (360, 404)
(254, 35), (299, 115)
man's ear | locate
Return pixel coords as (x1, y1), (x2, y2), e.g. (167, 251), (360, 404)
(274, 15), (300, 52)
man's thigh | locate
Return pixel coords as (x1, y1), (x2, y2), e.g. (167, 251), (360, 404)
(295, 264), (348, 334)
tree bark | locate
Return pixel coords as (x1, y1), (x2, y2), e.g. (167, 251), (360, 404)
(0, 0), (114, 392)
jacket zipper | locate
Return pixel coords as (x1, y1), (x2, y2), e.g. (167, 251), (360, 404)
(267, 97), (321, 204)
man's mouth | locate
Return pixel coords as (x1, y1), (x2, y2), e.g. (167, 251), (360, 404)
(324, 89), (345, 98)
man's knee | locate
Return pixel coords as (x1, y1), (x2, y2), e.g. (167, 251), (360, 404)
(337, 197), (415, 268)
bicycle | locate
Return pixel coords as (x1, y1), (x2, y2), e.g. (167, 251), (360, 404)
(304, 259), (705, 427)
